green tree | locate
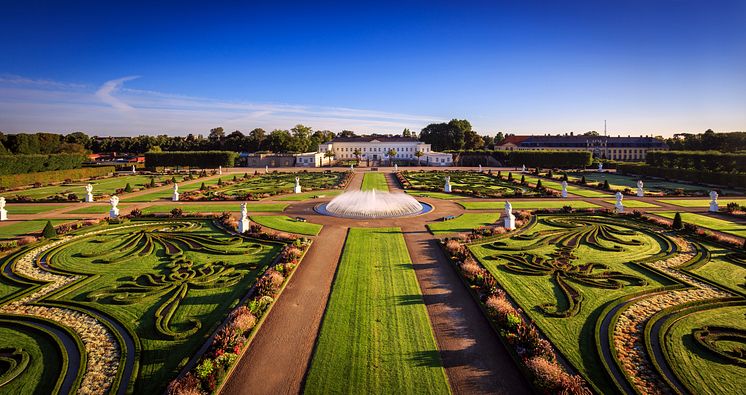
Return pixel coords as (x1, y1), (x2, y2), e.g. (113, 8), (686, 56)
(463, 129), (485, 150)
(402, 128), (412, 138)
(42, 220), (57, 239)
(520, 175), (526, 184)
(672, 212), (684, 230)
(536, 179), (543, 189)
(290, 124), (313, 152)
(124, 183), (133, 193)
(386, 149), (397, 165)
(353, 148), (362, 163)
(324, 150), (335, 167)
(603, 180), (610, 190)
(414, 150), (424, 165)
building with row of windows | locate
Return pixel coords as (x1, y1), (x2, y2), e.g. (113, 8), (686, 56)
(317, 136), (453, 166)
(496, 135), (668, 161)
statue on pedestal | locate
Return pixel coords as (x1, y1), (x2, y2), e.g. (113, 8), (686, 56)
(478, 164), (482, 172)
(0, 197), (8, 221)
(709, 190), (719, 212)
(294, 177), (302, 194)
(598, 162), (604, 172)
(109, 195), (120, 219)
(444, 176), (452, 193)
(218, 166), (223, 175)
(131, 165), (136, 174)
(172, 183), (180, 202)
(636, 180), (645, 197)
(85, 183), (94, 202)
(504, 201), (516, 230)
(394, 164), (398, 172)
(561, 181), (568, 198)
(238, 202), (250, 233)
(614, 191), (624, 213)
(521, 164), (526, 173)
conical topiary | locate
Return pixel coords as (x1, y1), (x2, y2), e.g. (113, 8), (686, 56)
(124, 183), (132, 193)
(149, 178), (156, 187)
(507, 172), (513, 181)
(42, 220), (57, 239)
(562, 173), (568, 181)
(580, 175), (586, 184)
(520, 175), (526, 185)
(672, 212), (684, 230)
(199, 182), (206, 191)
(603, 180), (610, 190)
(536, 179), (543, 189)
(217, 178), (223, 186)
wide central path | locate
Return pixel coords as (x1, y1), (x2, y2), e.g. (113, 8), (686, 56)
(220, 171), (530, 395)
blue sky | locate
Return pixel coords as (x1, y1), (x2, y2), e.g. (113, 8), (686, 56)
(1, 0), (745, 136)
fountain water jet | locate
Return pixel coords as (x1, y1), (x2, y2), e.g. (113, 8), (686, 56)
(317, 190), (431, 218)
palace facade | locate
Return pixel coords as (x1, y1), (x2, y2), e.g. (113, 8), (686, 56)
(496, 135), (667, 161)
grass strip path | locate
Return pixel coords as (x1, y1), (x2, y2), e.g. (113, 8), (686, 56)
(64, 204), (131, 214)
(0, 204), (68, 214)
(657, 198), (746, 208)
(405, 190), (467, 200)
(141, 203), (287, 214)
(522, 175), (610, 198)
(654, 212), (746, 238)
(304, 227), (450, 395)
(0, 220), (71, 239)
(361, 172), (389, 192)
(427, 213), (501, 235)
(249, 215), (322, 236)
(274, 190), (342, 201)
(602, 199), (660, 208)
(460, 200), (600, 210)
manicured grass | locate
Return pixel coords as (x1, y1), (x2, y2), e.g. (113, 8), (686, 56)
(1, 174), (171, 201)
(0, 204), (68, 214)
(427, 213), (501, 235)
(691, 249), (746, 295)
(567, 172), (740, 195)
(0, 321), (64, 394)
(305, 228), (450, 394)
(459, 200), (600, 210)
(274, 190), (342, 201)
(469, 215), (674, 392)
(657, 198), (746, 208)
(401, 170), (540, 198)
(217, 172), (348, 198)
(63, 204), (131, 214)
(521, 175), (610, 198)
(124, 177), (221, 202)
(0, 220), (72, 239)
(602, 199), (660, 208)
(361, 172), (389, 191)
(249, 215), (323, 236)
(662, 304), (746, 395)
(405, 190), (467, 200)
(45, 220), (282, 393)
(654, 212), (746, 238)
(141, 203), (288, 214)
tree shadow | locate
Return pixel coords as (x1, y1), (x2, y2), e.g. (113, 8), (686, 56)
(395, 294), (424, 306)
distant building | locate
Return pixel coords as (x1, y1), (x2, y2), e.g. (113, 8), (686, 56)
(242, 152), (332, 168)
(496, 135), (667, 161)
(318, 136), (453, 166)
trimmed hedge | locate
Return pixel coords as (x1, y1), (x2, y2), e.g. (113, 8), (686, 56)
(647, 151), (746, 173)
(0, 153), (87, 175)
(145, 151), (237, 169)
(0, 166), (115, 189)
(510, 150), (592, 168)
(617, 163), (746, 189)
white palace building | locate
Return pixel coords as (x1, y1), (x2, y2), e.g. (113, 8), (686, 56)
(313, 136), (453, 167)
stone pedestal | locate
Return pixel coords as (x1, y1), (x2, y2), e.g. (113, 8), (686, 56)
(85, 193), (94, 202)
(294, 185), (302, 194)
(504, 213), (515, 230)
(636, 189), (644, 197)
(709, 201), (719, 212)
(0, 209), (7, 221)
(109, 208), (119, 219)
(172, 192), (180, 202)
(615, 202), (624, 213)
(444, 182), (451, 193)
(561, 189), (568, 198)
(238, 217), (250, 233)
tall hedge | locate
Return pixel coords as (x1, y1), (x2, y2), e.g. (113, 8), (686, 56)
(509, 150), (592, 168)
(646, 151), (746, 173)
(0, 166), (115, 189)
(145, 151), (238, 169)
(0, 153), (87, 175)
(618, 163), (746, 189)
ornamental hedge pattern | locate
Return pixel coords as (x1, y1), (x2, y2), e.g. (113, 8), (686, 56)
(0, 153), (87, 175)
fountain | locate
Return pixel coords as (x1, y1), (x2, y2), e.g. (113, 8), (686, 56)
(316, 190), (432, 218)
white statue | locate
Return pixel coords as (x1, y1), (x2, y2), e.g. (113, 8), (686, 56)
(238, 202), (250, 233)
(598, 162), (604, 172)
(636, 180), (644, 197)
(131, 165), (136, 174)
(85, 183), (94, 202)
(504, 201), (516, 230)
(521, 164), (526, 173)
(172, 183), (180, 202)
(109, 195), (120, 218)
(350, 164), (354, 171)
(218, 166), (223, 175)
(614, 191), (624, 213)
(561, 181), (568, 198)
(0, 197), (7, 221)
(444, 176), (452, 193)
(294, 176), (302, 194)
(265, 165), (269, 174)
(709, 190), (719, 212)
(478, 164), (482, 172)
(394, 164), (398, 172)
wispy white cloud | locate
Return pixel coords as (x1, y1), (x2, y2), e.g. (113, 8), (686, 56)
(0, 75), (443, 135)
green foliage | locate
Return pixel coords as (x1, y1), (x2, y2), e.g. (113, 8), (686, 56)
(509, 150), (592, 168)
(145, 151), (237, 168)
(361, 172), (388, 191)
(0, 166), (114, 189)
(41, 221), (57, 239)
(401, 170), (540, 198)
(672, 212), (684, 230)
(123, 183), (133, 193)
(647, 151), (746, 173)
(149, 177), (156, 188)
(536, 179), (543, 189)
(520, 174), (526, 184)
(199, 182), (206, 191)
(0, 153), (87, 176)
(217, 178), (223, 186)
(618, 163), (746, 188)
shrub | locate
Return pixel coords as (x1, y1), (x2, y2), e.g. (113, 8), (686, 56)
(603, 180), (610, 190)
(256, 270), (285, 297)
(0, 153), (87, 175)
(68, 193), (78, 201)
(124, 183), (133, 193)
(0, 166), (115, 189)
(580, 175), (586, 184)
(507, 172), (513, 181)
(217, 178), (223, 186)
(672, 212), (683, 230)
(17, 236), (37, 245)
(170, 208), (183, 217)
(536, 179), (543, 189)
(199, 182), (206, 191)
(42, 220), (57, 238)
(194, 359), (214, 380)
(165, 373), (203, 395)
(145, 151), (237, 169)
(149, 178), (156, 188)
(130, 208), (143, 217)
(520, 175), (525, 184)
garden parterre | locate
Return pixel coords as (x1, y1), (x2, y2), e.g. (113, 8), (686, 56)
(399, 170), (543, 198)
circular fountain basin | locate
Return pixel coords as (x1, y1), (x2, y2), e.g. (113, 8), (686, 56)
(315, 190), (433, 219)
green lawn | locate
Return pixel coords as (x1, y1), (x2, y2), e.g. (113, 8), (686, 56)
(217, 172), (348, 198)
(249, 215), (323, 236)
(602, 199), (660, 208)
(427, 213), (501, 235)
(123, 177), (221, 202)
(304, 228), (450, 394)
(662, 304), (746, 395)
(405, 190), (467, 200)
(361, 172), (389, 191)
(274, 190), (342, 201)
(0, 220), (72, 239)
(0, 204), (68, 214)
(522, 175), (610, 198)
(0, 320), (64, 394)
(657, 198), (746, 208)
(469, 215), (674, 392)
(459, 200), (600, 210)
(63, 204), (131, 214)
(401, 170), (540, 198)
(141, 203), (287, 214)
(567, 172), (740, 195)
(654, 212), (746, 238)
(1, 174), (171, 201)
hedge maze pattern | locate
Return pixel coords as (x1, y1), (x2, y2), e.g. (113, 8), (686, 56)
(469, 214), (746, 394)
(0, 219), (282, 394)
